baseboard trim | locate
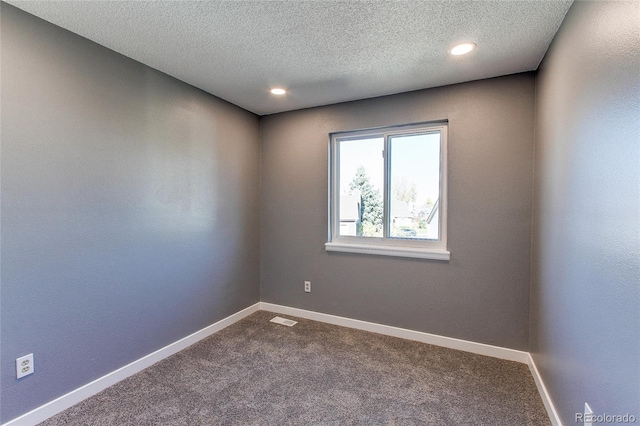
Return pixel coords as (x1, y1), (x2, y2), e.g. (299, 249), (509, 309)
(3, 302), (261, 426)
(5, 302), (562, 426)
(259, 302), (530, 364)
(527, 353), (563, 426)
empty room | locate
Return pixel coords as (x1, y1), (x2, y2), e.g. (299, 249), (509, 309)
(1, 1), (638, 425)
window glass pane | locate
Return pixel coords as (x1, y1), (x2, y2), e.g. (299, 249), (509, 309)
(338, 137), (384, 237)
(389, 132), (441, 240)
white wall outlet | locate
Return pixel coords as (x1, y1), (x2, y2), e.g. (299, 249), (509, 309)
(304, 281), (311, 292)
(584, 403), (594, 426)
(16, 353), (34, 379)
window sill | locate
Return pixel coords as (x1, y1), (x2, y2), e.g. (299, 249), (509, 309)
(325, 242), (450, 261)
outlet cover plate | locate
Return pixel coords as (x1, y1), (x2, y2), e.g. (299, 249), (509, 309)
(16, 353), (34, 379)
(584, 403), (593, 426)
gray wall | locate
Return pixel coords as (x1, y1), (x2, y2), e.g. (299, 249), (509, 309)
(261, 73), (535, 350)
(8, 0), (638, 423)
(0, 4), (260, 422)
(530, 0), (640, 424)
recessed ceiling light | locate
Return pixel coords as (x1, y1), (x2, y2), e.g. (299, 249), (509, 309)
(270, 88), (286, 95)
(450, 42), (476, 56)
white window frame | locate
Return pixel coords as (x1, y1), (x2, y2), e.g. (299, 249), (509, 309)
(326, 121), (450, 261)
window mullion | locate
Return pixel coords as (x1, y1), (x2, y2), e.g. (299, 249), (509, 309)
(383, 134), (391, 239)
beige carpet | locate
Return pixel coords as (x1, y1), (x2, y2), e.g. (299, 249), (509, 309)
(40, 310), (550, 425)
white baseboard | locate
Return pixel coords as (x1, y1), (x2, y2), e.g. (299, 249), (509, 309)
(260, 302), (530, 363)
(3, 302), (261, 426)
(5, 302), (561, 426)
(263, 303), (564, 423)
(527, 353), (563, 426)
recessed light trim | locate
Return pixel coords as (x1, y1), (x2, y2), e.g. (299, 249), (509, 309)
(450, 42), (476, 56)
(270, 88), (286, 95)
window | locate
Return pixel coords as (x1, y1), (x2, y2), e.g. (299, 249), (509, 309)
(326, 122), (449, 260)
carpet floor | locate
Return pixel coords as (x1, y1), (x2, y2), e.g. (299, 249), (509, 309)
(40, 310), (550, 425)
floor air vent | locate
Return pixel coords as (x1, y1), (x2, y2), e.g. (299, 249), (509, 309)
(270, 316), (297, 327)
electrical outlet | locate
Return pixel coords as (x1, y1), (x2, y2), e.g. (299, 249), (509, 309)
(584, 403), (594, 426)
(304, 281), (311, 292)
(16, 353), (34, 379)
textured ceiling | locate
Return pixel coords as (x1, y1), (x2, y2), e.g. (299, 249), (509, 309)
(6, 0), (573, 115)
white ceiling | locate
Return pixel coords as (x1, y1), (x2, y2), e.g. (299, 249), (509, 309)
(6, 0), (573, 116)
